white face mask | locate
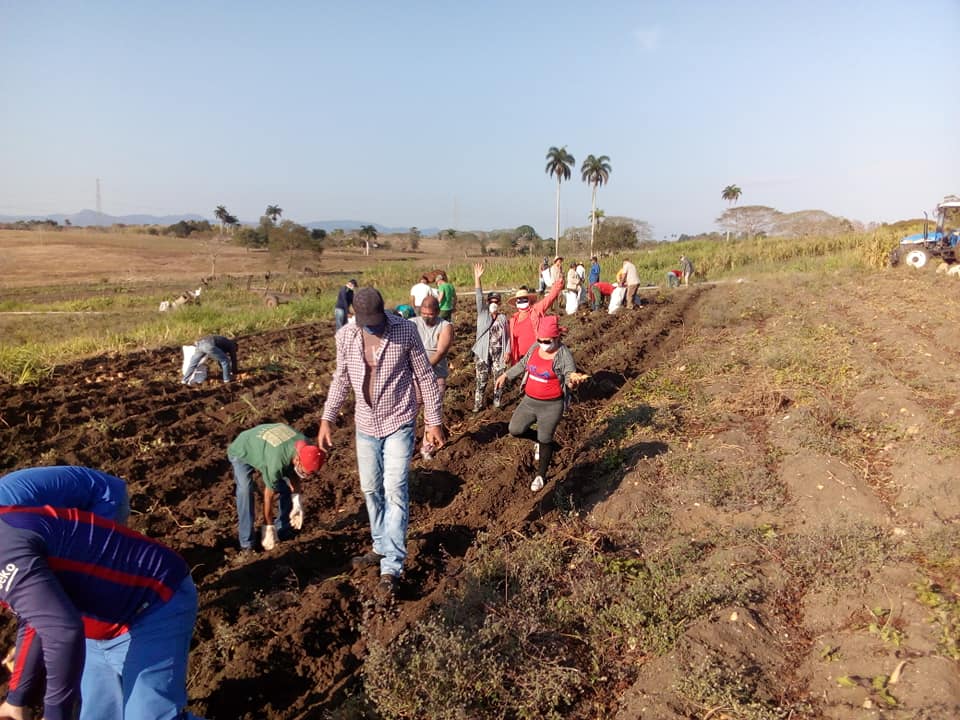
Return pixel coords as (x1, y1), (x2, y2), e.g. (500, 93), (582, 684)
(488, 303), (499, 314)
(516, 300), (530, 310)
(539, 340), (556, 351)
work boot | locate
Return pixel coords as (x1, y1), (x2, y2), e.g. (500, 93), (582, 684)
(376, 574), (398, 601)
(351, 551), (385, 570)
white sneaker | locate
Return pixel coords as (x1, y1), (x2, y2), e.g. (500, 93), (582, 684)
(530, 475), (544, 492)
(260, 525), (277, 550)
(533, 443), (540, 462)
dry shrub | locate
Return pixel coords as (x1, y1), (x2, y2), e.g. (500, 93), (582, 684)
(363, 520), (763, 719)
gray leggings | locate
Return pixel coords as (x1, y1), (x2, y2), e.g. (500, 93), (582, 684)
(509, 395), (564, 478)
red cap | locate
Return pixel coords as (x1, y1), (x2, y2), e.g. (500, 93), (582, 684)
(295, 440), (324, 473)
(537, 315), (561, 339)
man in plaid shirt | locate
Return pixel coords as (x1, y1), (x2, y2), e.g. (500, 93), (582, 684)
(319, 287), (446, 599)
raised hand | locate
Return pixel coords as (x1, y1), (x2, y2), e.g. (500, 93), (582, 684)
(474, 262), (484, 282)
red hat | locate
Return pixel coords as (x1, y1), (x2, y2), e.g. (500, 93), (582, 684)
(295, 440), (325, 473)
(537, 315), (561, 339)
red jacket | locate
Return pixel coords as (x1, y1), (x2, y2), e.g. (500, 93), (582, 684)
(508, 274), (563, 364)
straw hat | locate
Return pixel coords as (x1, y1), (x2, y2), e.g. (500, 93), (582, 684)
(507, 289), (538, 306)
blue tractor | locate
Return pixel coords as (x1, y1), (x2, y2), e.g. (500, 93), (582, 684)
(891, 195), (960, 268)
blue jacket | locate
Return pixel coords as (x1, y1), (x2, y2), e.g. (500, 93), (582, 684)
(0, 507), (189, 720)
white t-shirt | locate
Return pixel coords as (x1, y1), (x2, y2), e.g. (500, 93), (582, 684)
(576, 264), (585, 280)
(410, 282), (432, 307)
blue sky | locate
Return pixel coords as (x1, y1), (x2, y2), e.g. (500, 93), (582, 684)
(1, 1), (957, 238)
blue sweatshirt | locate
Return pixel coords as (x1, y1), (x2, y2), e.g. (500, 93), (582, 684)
(0, 507), (189, 720)
(0, 466), (128, 521)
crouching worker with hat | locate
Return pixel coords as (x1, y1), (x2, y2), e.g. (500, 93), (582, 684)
(495, 315), (589, 492)
(227, 423), (324, 558)
(0, 506), (206, 720)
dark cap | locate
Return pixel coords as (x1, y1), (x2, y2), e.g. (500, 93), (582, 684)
(347, 278), (358, 287)
(353, 287), (385, 326)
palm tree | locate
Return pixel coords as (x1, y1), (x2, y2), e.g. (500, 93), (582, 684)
(545, 146), (575, 257)
(359, 224), (378, 256)
(214, 205), (230, 235)
(588, 208), (605, 224)
(721, 185), (742, 241)
(581, 154), (611, 257)
(265, 205), (283, 224)
(443, 228), (457, 243)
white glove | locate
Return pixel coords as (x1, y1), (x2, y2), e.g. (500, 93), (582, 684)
(260, 525), (277, 550)
(289, 494), (303, 530)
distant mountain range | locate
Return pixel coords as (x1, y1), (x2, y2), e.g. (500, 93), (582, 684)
(0, 210), (439, 235)
(0, 209), (207, 226)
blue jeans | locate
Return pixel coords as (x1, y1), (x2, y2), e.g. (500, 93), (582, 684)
(355, 421), (415, 577)
(80, 576), (204, 720)
(182, 338), (231, 382)
(230, 456), (292, 549)
(334, 307), (347, 331)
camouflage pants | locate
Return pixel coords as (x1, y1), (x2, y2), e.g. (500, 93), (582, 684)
(474, 355), (506, 409)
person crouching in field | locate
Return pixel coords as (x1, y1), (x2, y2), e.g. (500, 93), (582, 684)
(0, 507), (207, 720)
(182, 334), (238, 384)
(495, 316), (588, 492)
(227, 423), (324, 559)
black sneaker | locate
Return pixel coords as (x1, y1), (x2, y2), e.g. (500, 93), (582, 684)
(377, 574), (398, 600)
(351, 551), (385, 570)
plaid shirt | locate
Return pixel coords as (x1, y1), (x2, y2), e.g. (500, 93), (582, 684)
(322, 314), (442, 437)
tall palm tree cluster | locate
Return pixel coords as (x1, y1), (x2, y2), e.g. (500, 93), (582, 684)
(545, 147), (612, 257)
(213, 205), (239, 234)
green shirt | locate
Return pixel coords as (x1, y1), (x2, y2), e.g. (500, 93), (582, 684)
(227, 423), (305, 490)
(438, 282), (456, 312)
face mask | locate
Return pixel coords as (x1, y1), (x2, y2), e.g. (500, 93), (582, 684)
(488, 303), (499, 314)
(516, 300), (529, 310)
(363, 321), (385, 335)
(539, 340), (557, 351)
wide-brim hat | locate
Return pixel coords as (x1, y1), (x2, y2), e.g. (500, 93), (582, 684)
(507, 289), (538, 306)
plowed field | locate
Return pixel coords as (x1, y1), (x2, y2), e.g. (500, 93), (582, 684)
(2, 269), (959, 719)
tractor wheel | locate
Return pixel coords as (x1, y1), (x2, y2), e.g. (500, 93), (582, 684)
(264, 294), (280, 308)
(904, 248), (931, 269)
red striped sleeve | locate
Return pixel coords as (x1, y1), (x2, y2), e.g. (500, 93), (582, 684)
(47, 558), (174, 602)
(8, 625), (35, 690)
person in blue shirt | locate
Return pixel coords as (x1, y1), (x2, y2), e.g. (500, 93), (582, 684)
(588, 256), (602, 310)
(334, 279), (358, 331)
(0, 466), (129, 524)
(0, 506), (204, 720)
